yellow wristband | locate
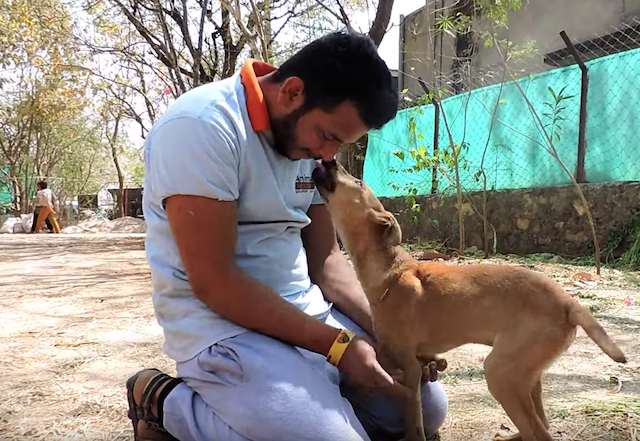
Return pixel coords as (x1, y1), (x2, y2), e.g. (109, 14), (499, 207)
(326, 329), (355, 367)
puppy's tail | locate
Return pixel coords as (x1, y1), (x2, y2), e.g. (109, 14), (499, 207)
(568, 300), (627, 363)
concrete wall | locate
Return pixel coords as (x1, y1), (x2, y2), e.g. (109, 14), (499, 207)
(400, 2), (457, 97)
(476, 0), (628, 76)
(400, 0), (640, 96)
(381, 182), (640, 257)
(626, 0), (640, 18)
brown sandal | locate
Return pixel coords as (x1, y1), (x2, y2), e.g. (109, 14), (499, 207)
(126, 368), (183, 441)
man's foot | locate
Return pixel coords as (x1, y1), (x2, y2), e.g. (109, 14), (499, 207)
(126, 368), (182, 441)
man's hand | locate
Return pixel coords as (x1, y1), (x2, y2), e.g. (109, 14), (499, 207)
(337, 336), (395, 389)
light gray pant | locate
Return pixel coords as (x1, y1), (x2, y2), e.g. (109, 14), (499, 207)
(163, 308), (448, 441)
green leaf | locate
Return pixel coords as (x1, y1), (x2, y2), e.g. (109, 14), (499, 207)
(393, 150), (405, 161)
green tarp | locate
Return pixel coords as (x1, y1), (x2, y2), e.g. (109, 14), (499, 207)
(365, 47), (640, 197)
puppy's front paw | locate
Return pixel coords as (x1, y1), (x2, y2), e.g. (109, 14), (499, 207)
(434, 357), (447, 372)
(421, 357), (447, 382)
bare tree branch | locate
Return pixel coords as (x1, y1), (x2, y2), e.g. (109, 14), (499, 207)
(367, 0), (394, 47)
(334, 0), (354, 32)
(313, 0), (343, 23)
(111, 0), (173, 67)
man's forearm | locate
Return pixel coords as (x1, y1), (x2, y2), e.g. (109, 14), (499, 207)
(313, 250), (374, 336)
(194, 266), (341, 356)
(166, 196), (342, 358)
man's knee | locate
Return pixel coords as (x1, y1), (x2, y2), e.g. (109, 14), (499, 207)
(238, 381), (369, 441)
(166, 376), (370, 441)
(421, 381), (448, 435)
(347, 381), (448, 437)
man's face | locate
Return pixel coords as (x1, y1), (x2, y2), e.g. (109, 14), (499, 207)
(270, 100), (368, 161)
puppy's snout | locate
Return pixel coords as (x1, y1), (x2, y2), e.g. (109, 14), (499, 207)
(322, 159), (337, 172)
(312, 159), (338, 194)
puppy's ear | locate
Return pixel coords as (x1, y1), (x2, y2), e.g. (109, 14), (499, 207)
(370, 210), (402, 246)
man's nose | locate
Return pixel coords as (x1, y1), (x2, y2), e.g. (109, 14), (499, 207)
(318, 142), (340, 161)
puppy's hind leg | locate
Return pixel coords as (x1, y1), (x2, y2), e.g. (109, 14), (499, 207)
(490, 377), (548, 441)
(484, 352), (552, 441)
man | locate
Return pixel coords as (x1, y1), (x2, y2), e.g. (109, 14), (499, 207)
(127, 32), (447, 441)
(31, 180), (61, 233)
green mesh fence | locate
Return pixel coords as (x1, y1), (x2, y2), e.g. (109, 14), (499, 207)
(0, 166), (12, 209)
(365, 47), (640, 197)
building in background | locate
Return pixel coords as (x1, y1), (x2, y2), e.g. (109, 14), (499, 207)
(398, 0), (640, 98)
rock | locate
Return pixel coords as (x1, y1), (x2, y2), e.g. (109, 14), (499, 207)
(79, 209), (98, 221)
(110, 217), (145, 233)
(464, 246), (479, 255)
(417, 250), (451, 261)
(62, 216), (145, 234)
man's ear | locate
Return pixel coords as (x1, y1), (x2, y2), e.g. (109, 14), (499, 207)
(278, 76), (305, 110)
(370, 210), (402, 246)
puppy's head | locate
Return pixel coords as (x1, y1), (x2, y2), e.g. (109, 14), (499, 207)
(312, 160), (402, 250)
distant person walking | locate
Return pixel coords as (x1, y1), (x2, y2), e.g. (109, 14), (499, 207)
(32, 180), (61, 233)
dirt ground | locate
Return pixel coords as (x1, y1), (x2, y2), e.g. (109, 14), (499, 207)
(0, 234), (638, 441)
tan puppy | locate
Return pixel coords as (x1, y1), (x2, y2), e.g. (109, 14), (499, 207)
(312, 160), (627, 441)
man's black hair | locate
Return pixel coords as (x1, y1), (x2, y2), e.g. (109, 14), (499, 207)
(37, 180), (47, 189)
(272, 32), (398, 129)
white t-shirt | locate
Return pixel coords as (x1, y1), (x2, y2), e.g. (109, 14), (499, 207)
(143, 71), (330, 362)
(36, 189), (53, 208)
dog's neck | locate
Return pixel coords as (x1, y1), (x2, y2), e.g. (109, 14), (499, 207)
(348, 242), (413, 302)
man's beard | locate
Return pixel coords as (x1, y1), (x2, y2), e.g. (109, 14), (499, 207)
(270, 107), (307, 160)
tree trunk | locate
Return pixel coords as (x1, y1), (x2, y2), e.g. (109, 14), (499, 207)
(368, 0), (395, 47)
(109, 116), (125, 218)
(10, 174), (21, 215)
(220, 7), (242, 78)
(114, 158), (125, 217)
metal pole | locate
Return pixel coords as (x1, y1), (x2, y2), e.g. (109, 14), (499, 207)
(560, 30), (588, 183)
